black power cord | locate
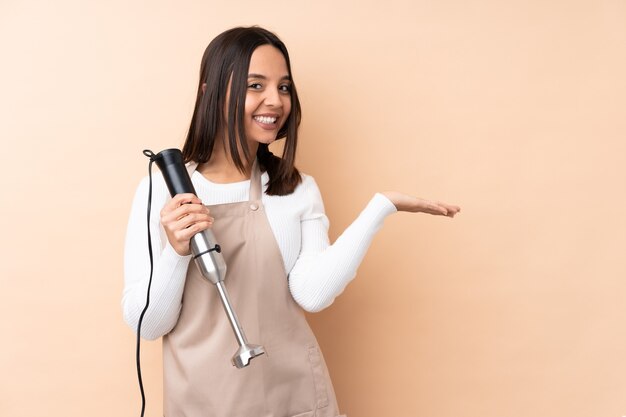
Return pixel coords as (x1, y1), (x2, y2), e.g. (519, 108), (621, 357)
(135, 149), (158, 417)
(135, 149), (221, 416)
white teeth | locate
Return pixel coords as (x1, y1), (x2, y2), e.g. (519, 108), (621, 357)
(254, 116), (277, 124)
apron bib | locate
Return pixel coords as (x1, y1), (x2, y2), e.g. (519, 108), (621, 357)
(162, 160), (345, 417)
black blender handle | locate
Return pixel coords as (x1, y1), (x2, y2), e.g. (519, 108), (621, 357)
(152, 148), (197, 197)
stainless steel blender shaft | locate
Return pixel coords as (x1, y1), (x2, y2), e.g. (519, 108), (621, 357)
(190, 230), (265, 368)
(215, 282), (266, 368)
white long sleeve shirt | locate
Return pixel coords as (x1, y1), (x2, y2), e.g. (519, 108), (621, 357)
(122, 169), (397, 340)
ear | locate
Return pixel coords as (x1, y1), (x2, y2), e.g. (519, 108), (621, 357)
(202, 83), (207, 94)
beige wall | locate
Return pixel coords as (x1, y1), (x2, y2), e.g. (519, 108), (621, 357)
(1, 0), (625, 416)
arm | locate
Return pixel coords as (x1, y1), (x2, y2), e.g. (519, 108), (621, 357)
(287, 178), (397, 312)
(121, 176), (192, 340)
(287, 179), (461, 313)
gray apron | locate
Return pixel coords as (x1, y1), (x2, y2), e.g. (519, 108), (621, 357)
(162, 160), (346, 417)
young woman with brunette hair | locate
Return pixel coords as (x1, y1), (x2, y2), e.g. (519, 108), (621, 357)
(123, 26), (459, 417)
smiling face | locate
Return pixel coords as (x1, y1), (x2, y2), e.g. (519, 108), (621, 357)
(244, 44), (292, 147)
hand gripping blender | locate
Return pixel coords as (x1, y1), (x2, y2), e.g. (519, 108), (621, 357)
(151, 148), (265, 368)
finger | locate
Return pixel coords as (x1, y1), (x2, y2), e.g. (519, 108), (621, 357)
(434, 202), (460, 215)
(161, 199), (209, 222)
(161, 194), (201, 215)
(169, 203), (210, 222)
(176, 213), (214, 230)
(174, 221), (212, 241)
(443, 204), (461, 215)
(173, 193), (202, 206)
(168, 194), (202, 209)
(428, 203), (448, 215)
(443, 203), (460, 211)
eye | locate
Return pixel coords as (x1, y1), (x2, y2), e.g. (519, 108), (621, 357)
(248, 83), (262, 90)
(279, 84), (291, 93)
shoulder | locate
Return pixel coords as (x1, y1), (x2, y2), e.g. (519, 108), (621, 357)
(262, 172), (326, 219)
(295, 172), (321, 196)
(131, 171), (170, 210)
(135, 161), (197, 197)
(135, 171), (167, 193)
(273, 172), (323, 205)
(260, 171), (321, 198)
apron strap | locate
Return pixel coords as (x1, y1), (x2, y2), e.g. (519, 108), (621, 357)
(186, 161), (199, 179)
(249, 158), (262, 202)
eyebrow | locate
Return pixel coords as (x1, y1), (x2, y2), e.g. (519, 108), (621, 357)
(247, 73), (291, 81)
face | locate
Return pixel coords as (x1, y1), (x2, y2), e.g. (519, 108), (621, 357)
(243, 44), (292, 146)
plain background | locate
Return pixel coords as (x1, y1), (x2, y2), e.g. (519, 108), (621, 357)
(1, 1), (625, 416)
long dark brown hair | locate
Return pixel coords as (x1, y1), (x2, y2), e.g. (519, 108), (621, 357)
(182, 26), (302, 196)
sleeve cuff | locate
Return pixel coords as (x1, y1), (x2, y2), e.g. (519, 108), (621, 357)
(372, 192), (398, 216)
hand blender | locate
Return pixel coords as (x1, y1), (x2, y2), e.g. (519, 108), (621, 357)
(150, 148), (265, 368)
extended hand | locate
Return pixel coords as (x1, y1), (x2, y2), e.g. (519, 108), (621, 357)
(381, 191), (461, 217)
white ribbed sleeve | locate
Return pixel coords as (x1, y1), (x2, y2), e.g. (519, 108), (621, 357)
(122, 175), (192, 340)
(287, 192), (396, 312)
(122, 170), (397, 339)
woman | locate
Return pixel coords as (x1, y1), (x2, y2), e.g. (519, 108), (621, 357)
(123, 26), (460, 417)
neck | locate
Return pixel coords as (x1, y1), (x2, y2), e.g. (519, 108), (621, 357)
(197, 138), (259, 183)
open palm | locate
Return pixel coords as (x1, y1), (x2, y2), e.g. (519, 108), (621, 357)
(382, 191), (461, 217)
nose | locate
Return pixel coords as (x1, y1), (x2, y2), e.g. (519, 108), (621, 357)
(263, 86), (283, 108)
